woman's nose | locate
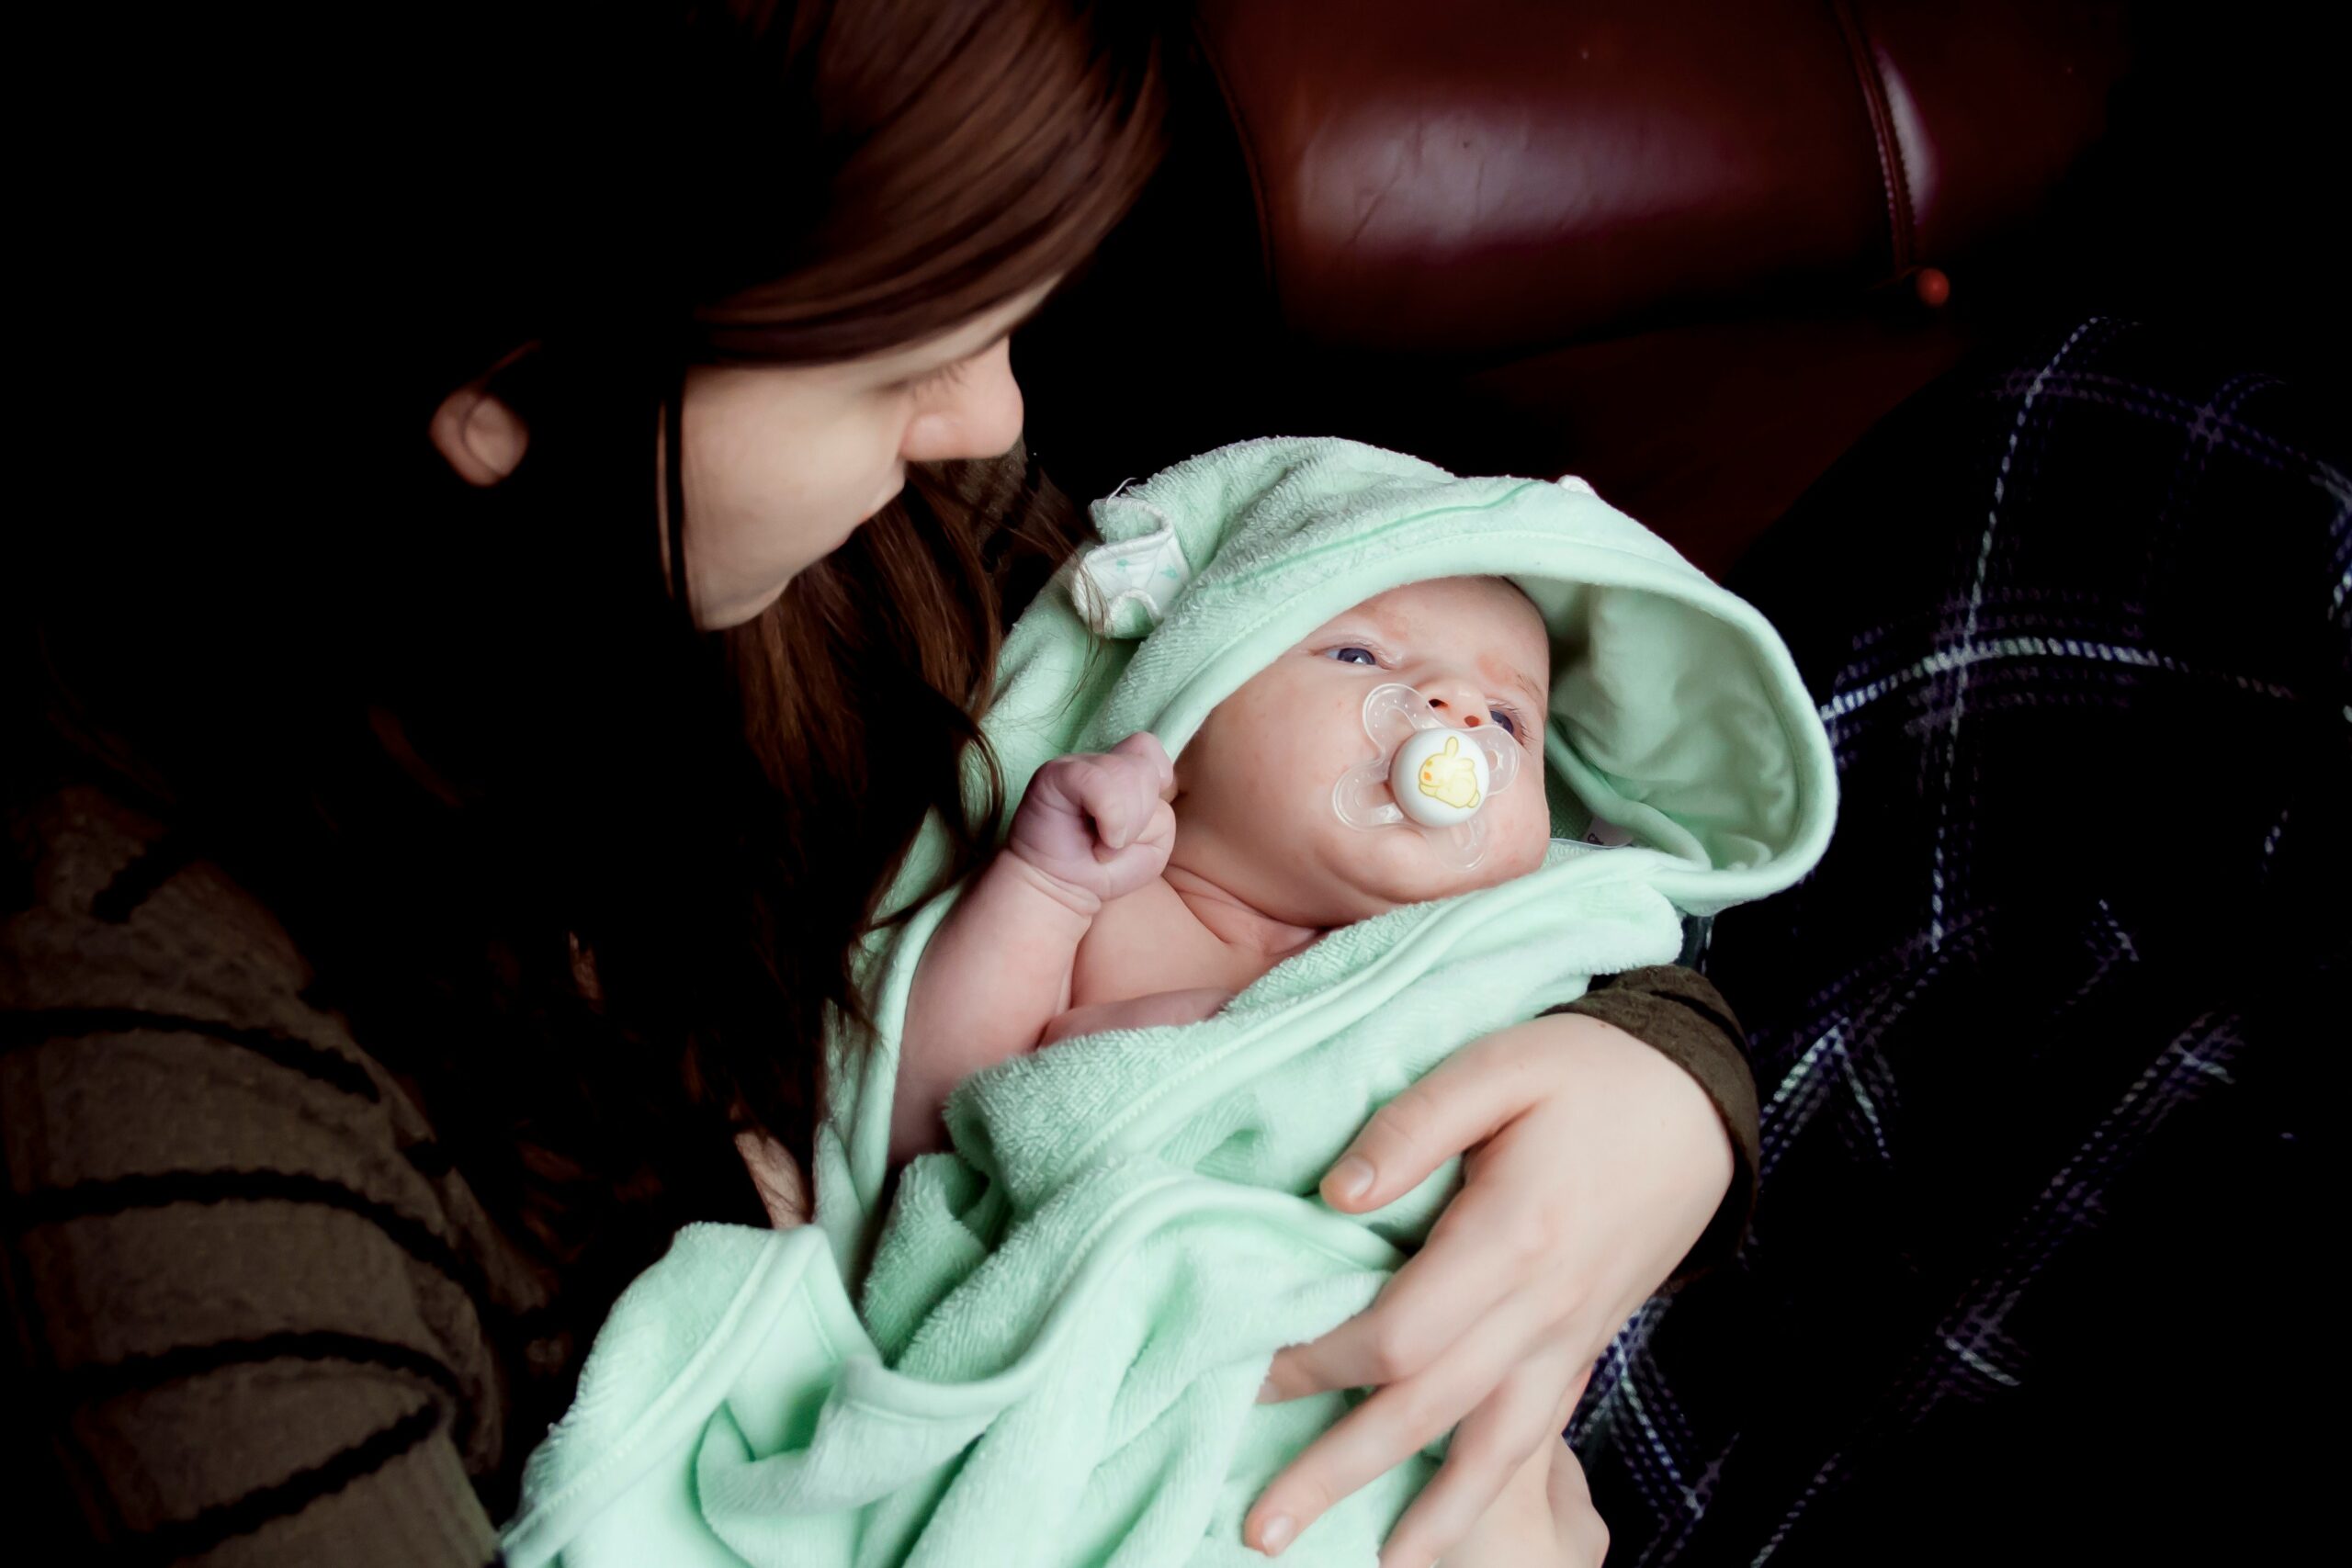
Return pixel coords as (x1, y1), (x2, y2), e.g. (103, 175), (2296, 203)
(899, 338), (1025, 463)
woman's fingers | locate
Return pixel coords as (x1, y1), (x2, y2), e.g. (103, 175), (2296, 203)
(1544, 1432), (1609, 1567)
(1246, 1292), (1556, 1557)
(1261, 1173), (1544, 1403)
(1550, 1362), (1595, 1432)
(1317, 1023), (1555, 1213)
(1376, 1339), (1585, 1568)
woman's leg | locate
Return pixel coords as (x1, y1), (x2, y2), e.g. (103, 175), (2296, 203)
(1570, 317), (2346, 1565)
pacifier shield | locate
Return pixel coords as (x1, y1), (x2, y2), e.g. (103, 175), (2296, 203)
(1330, 682), (1524, 873)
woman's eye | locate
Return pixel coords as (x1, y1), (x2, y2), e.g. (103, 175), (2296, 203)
(1325, 646), (1380, 666)
(897, 357), (970, 396)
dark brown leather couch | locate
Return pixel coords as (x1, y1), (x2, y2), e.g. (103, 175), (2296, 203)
(1018, 0), (2335, 577)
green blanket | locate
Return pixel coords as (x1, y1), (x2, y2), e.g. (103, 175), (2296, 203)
(503, 437), (1837, 1567)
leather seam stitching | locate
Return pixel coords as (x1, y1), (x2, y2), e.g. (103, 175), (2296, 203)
(1825, 0), (1917, 275)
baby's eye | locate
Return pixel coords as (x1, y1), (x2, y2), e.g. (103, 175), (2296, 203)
(1489, 702), (1535, 742)
(1324, 646), (1380, 667)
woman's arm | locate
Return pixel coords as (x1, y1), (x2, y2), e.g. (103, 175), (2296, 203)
(1551, 964), (1757, 1281)
(3, 794), (527, 1564)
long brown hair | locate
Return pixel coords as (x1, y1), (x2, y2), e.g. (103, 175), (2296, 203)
(11, 0), (1163, 1476)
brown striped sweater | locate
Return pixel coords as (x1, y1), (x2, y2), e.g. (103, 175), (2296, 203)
(1, 784), (1758, 1563)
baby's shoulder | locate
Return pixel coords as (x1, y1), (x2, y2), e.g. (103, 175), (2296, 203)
(1069, 875), (1230, 1006)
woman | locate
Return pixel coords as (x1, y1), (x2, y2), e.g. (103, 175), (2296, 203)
(5, 4), (1748, 1562)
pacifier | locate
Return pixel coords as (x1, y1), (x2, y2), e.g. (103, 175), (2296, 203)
(1332, 683), (1522, 870)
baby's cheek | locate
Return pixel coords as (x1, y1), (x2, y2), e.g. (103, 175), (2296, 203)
(1230, 697), (1341, 810)
(1237, 773), (1333, 861)
(1500, 797), (1554, 876)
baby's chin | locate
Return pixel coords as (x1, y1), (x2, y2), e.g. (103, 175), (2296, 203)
(1313, 823), (1542, 919)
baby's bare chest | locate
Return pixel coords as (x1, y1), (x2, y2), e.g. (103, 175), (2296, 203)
(1069, 877), (1264, 1008)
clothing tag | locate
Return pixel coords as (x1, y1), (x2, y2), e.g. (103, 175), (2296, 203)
(1072, 510), (1190, 638)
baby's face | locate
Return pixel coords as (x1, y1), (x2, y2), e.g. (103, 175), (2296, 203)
(1171, 576), (1554, 927)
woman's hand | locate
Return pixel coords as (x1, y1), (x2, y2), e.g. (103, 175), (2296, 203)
(1244, 1012), (1730, 1567)
(1434, 1409), (1609, 1567)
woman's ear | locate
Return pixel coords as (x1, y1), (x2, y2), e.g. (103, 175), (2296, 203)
(427, 342), (538, 486)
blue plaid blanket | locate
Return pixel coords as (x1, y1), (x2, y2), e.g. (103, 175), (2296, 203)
(1571, 317), (2348, 1563)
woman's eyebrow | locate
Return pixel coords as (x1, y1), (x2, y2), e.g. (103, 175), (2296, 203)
(967, 299), (1049, 356)
(975, 293), (1057, 349)
(999, 299), (1049, 340)
(901, 299), (1049, 374)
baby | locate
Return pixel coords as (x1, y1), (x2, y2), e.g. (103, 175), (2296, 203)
(895, 571), (1583, 1562)
(894, 573), (1553, 1158)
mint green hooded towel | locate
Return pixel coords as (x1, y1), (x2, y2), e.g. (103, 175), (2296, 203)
(503, 437), (1837, 1567)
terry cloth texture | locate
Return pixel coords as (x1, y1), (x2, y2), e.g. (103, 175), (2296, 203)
(504, 436), (1837, 1568)
(1566, 317), (2348, 1566)
(1, 784), (551, 1567)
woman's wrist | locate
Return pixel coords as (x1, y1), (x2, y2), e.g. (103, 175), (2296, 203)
(1532, 1010), (1735, 1192)
(1543, 966), (1758, 1278)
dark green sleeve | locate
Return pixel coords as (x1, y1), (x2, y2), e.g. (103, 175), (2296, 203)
(1544, 964), (1758, 1284)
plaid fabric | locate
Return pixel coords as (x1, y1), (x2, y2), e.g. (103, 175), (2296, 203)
(1569, 317), (2348, 1564)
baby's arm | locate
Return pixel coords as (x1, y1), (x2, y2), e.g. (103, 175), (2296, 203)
(1036, 986), (1235, 1047)
(894, 734), (1175, 1164)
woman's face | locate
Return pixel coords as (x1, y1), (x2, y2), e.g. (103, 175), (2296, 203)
(429, 278), (1058, 630)
(673, 279), (1059, 627)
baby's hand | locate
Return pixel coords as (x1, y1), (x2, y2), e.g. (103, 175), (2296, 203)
(1006, 733), (1178, 911)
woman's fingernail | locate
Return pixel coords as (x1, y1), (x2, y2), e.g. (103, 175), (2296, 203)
(1328, 1156), (1374, 1203)
(1256, 1514), (1295, 1554)
(1256, 1375), (1280, 1404)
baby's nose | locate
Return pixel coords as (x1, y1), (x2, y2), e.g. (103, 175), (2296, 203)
(1420, 675), (1492, 728)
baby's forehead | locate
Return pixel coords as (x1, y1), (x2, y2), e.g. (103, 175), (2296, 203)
(1324, 578), (1549, 667)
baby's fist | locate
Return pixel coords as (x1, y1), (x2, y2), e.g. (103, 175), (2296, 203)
(1007, 733), (1178, 909)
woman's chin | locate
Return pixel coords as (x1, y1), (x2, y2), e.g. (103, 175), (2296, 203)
(858, 475), (907, 525)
